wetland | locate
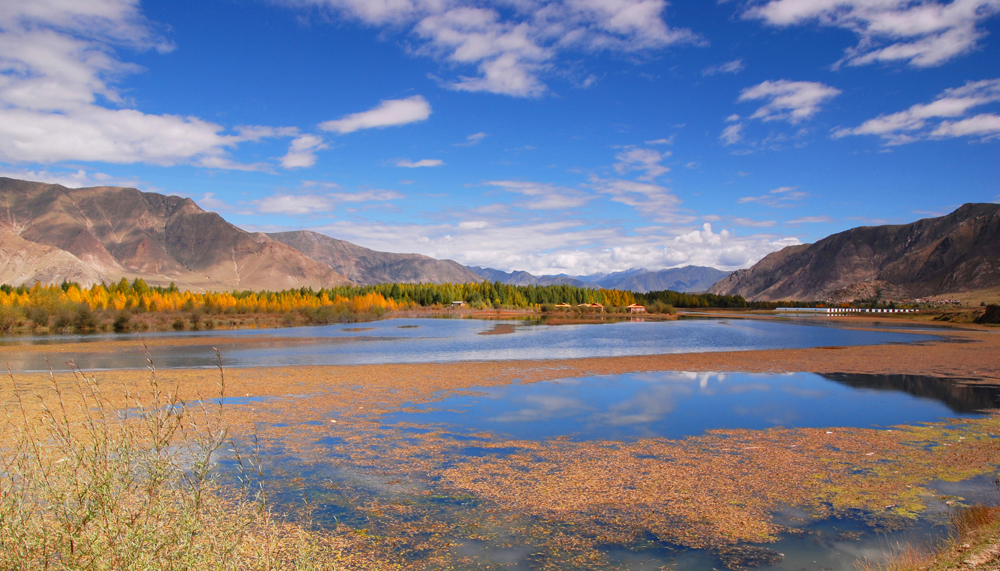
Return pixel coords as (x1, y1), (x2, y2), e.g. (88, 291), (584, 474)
(2, 315), (998, 569)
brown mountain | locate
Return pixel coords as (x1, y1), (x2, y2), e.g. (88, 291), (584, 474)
(268, 230), (483, 285)
(708, 204), (1000, 301)
(0, 178), (352, 291)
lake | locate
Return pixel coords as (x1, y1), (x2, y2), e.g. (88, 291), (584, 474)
(3, 316), (997, 570)
(0, 316), (937, 371)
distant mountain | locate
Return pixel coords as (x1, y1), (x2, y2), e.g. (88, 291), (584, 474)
(606, 266), (729, 293)
(0, 178), (352, 291)
(708, 203), (1000, 301)
(468, 265), (728, 293)
(268, 230), (483, 285)
(467, 267), (593, 288)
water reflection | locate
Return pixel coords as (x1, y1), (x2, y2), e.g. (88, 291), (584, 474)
(386, 371), (1000, 441)
(0, 317), (938, 372)
(822, 373), (1000, 413)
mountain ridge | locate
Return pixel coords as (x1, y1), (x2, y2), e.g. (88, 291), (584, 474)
(0, 178), (353, 291)
(708, 203), (1000, 301)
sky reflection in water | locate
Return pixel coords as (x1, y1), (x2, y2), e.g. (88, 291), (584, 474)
(387, 371), (1000, 441)
(1, 317), (936, 371)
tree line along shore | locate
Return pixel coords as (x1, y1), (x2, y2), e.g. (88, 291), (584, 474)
(0, 278), (991, 336)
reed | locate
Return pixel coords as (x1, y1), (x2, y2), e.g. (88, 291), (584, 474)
(0, 346), (373, 570)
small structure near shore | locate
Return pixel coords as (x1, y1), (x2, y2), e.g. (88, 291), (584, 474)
(627, 304), (646, 314)
(554, 303), (572, 309)
(577, 303), (605, 313)
(451, 300), (468, 308)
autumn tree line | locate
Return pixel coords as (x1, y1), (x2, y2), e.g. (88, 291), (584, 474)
(0, 279), (750, 334)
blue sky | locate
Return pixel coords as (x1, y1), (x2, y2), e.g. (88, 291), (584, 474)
(1, 0), (998, 275)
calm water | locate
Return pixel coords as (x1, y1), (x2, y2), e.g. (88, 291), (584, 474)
(276, 369), (999, 571)
(1, 316), (937, 371)
(385, 371), (1000, 441)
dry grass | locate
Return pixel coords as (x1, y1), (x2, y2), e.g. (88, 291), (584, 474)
(855, 506), (1000, 571)
(0, 347), (390, 570)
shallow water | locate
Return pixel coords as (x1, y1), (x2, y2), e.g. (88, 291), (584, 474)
(252, 369), (1000, 570)
(385, 371), (1000, 441)
(1, 316), (937, 371)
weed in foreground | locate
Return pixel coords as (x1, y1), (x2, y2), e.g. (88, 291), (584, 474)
(0, 345), (377, 570)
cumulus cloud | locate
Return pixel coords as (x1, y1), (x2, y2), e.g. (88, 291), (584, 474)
(298, 216), (799, 274)
(0, 0), (293, 168)
(738, 79), (841, 124)
(281, 134), (327, 168)
(613, 147), (671, 181)
(396, 158), (445, 167)
(276, 0), (702, 97)
(834, 78), (1000, 144)
(702, 59), (745, 76)
(318, 95), (432, 134)
(486, 180), (593, 209)
(743, 0), (1000, 68)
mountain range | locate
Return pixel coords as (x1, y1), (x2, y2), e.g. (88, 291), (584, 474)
(4, 178), (997, 301)
(709, 203), (1000, 301)
(467, 266), (728, 293)
(0, 178), (352, 291)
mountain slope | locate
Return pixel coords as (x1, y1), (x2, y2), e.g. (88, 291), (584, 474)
(268, 230), (483, 285)
(600, 266), (729, 293)
(468, 265), (728, 292)
(0, 178), (352, 291)
(467, 267), (592, 288)
(708, 204), (1000, 301)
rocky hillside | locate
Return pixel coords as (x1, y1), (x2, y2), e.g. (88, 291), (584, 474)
(268, 230), (482, 285)
(0, 178), (352, 291)
(708, 204), (1000, 301)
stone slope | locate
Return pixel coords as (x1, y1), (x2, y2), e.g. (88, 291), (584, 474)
(267, 230), (483, 285)
(0, 178), (352, 290)
(708, 204), (1000, 301)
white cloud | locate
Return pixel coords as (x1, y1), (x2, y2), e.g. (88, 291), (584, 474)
(644, 137), (674, 145)
(329, 189), (404, 202)
(744, 0), (1000, 68)
(732, 217), (777, 228)
(252, 188), (404, 215)
(281, 134), (328, 168)
(787, 215), (834, 224)
(0, 168), (139, 189)
(318, 95), (432, 134)
(296, 216), (799, 274)
(396, 158), (445, 167)
(702, 59), (745, 76)
(738, 79), (841, 124)
(455, 131), (488, 146)
(255, 194), (335, 215)
(738, 185), (808, 207)
(588, 176), (688, 223)
(613, 147), (671, 181)
(834, 78), (1000, 144)
(720, 123), (744, 145)
(486, 180), (593, 209)
(0, 0), (292, 168)
(277, 0), (702, 97)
